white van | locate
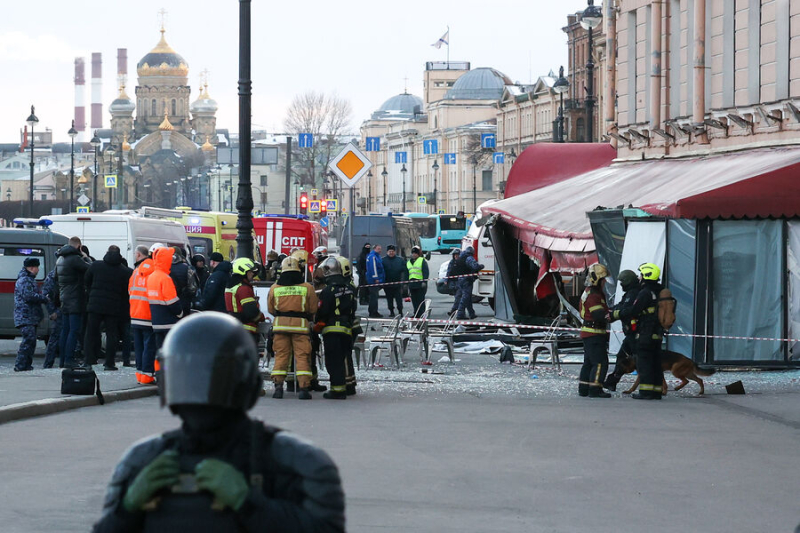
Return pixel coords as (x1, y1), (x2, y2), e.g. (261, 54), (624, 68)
(42, 208), (190, 265)
(462, 200), (498, 307)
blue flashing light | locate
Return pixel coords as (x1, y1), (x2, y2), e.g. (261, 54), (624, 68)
(13, 218), (52, 227)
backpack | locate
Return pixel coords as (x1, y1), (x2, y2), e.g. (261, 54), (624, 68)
(183, 266), (199, 300)
(657, 288), (677, 330)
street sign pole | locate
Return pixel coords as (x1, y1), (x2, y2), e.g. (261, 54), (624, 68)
(349, 186), (354, 265)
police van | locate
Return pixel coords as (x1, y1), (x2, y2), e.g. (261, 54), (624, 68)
(0, 220), (68, 340)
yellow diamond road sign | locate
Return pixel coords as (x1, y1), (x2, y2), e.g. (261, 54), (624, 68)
(328, 142), (372, 189)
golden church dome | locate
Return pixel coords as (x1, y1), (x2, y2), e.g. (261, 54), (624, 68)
(137, 29), (189, 78)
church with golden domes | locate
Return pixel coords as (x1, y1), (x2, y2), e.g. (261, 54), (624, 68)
(108, 22), (218, 207)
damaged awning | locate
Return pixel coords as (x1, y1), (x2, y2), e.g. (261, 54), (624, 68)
(485, 146), (800, 273)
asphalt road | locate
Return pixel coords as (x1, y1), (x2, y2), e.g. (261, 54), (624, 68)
(1, 362), (798, 533)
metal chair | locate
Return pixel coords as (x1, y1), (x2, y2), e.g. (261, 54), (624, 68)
(426, 310), (459, 363)
(398, 299), (432, 362)
(528, 315), (563, 371)
(367, 315), (404, 369)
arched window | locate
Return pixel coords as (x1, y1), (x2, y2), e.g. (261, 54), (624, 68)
(151, 99), (157, 116)
(171, 99), (177, 116)
(178, 99), (183, 114)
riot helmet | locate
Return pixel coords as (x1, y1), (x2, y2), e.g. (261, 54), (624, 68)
(618, 269), (638, 291)
(159, 312), (262, 411)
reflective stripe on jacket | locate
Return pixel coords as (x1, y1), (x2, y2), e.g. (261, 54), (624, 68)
(129, 259), (155, 326)
(225, 281), (264, 333)
(406, 257), (424, 280)
(579, 286), (609, 338)
(267, 282), (317, 334)
(146, 248), (183, 331)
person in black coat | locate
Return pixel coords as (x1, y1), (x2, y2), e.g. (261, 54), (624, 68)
(197, 252), (232, 312)
(84, 245), (133, 370)
(191, 254), (209, 290)
(56, 237), (91, 368)
(169, 246), (198, 318)
(356, 243), (371, 305)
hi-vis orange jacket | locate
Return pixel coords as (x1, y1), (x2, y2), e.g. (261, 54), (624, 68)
(129, 258), (155, 326)
(146, 248), (183, 331)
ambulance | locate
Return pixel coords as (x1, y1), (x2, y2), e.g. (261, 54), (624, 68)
(172, 208), (239, 261)
(252, 215), (327, 261)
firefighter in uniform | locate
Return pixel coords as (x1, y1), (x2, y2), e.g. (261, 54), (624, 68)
(578, 263), (612, 398)
(268, 257), (318, 400)
(290, 249), (326, 392)
(315, 257), (356, 400)
(604, 269), (641, 391)
(225, 258), (267, 351)
(92, 312), (345, 532)
(337, 256), (360, 395)
(617, 263), (665, 400)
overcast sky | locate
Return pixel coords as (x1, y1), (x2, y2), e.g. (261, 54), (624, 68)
(0, 0), (593, 143)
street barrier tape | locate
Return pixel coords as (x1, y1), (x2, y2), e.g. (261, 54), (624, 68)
(359, 273), (484, 289)
(363, 316), (800, 344)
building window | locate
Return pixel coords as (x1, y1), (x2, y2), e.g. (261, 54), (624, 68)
(260, 175), (267, 186)
(171, 99), (177, 116)
(481, 169), (492, 191)
(151, 100), (157, 116)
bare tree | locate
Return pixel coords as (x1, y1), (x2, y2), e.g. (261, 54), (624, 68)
(284, 91), (353, 189)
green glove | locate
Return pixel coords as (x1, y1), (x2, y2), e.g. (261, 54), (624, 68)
(123, 450), (180, 513)
(195, 458), (249, 511)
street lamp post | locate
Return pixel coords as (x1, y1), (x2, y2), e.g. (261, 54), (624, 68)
(90, 132), (100, 210)
(581, 0), (603, 143)
(553, 66), (570, 143)
(431, 159), (439, 214)
(26, 106), (38, 217)
(68, 120), (78, 213)
(400, 164), (407, 213)
(366, 170), (372, 213)
(381, 167), (388, 207)
(106, 147), (115, 209)
(472, 164), (477, 215)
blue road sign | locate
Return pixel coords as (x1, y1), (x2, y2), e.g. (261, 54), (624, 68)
(423, 139), (439, 155)
(319, 216), (329, 228)
(366, 137), (381, 151)
(444, 153), (456, 165)
(105, 175), (117, 188)
(481, 133), (496, 149)
(76, 206), (90, 214)
(326, 199), (338, 212)
(395, 151), (407, 164)
(298, 133), (313, 148)
(493, 152), (505, 164)
(309, 200), (321, 213)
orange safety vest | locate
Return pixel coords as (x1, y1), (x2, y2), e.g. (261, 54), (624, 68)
(129, 259), (154, 326)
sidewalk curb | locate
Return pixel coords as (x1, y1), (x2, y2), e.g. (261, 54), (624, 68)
(0, 386), (158, 425)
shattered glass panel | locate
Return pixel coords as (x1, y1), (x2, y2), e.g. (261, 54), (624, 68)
(788, 222), (800, 361)
(666, 219), (696, 356)
(712, 221), (783, 362)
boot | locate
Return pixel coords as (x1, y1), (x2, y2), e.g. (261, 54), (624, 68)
(345, 384), (357, 396)
(603, 373), (621, 392)
(298, 388), (312, 400)
(632, 390), (653, 400)
(272, 384), (284, 399)
(578, 383), (589, 397)
(310, 381), (328, 392)
(588, 387), (612, 398)
(323, 391), (347, 400)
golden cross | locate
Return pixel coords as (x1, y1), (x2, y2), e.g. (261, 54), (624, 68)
(158, 8), (168, 31)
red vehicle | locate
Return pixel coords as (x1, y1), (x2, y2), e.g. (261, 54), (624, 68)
(252, 215), (327, 262)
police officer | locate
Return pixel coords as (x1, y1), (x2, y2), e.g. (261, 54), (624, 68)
(578, 263), (612, 398)
(617, 263), (665, 400)
(315, 257), (356, 400)
(268, 257), (318, 400)
(13, 257), (47, 372)
(225, 258), (267, 350)
(604, 269), (641, 391)
(454, 247), (483, 320)
(91, 312), (345, 532)
(447, 248), (462, 315)
(406, 246), (429, 318)
(337, 256), (360, 395)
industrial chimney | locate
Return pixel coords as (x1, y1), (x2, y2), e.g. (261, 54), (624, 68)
(91, 52), (102, 130)
(74, 58), (86, 139)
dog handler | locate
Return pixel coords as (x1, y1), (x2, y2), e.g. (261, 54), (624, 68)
(578, 263), (612, 398)
(604, 269), (641, 391)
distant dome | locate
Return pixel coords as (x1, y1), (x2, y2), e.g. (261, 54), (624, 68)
(137, 29), (189, 78)
(444, 68), (511, 100)
(190, 84), (218, 114)
(371, 93), (423, 120)
(109, 85), (135, 115)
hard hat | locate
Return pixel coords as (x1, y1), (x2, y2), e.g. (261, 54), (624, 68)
(280, 256), (301, 273)
(312, 246), (327, 256)
(232, 257), (257, 276)
(320, 256), (342, 277)
(336, 256), (352, 278)
(639, 262), (661, 281)
(159, 312), (262, 411)
(149, 242), (166, 255)
(587, 263), (609, 286)
(266, 250), (279, 261)
(290, 249), (308, 265)
(618, 269), (639, 290)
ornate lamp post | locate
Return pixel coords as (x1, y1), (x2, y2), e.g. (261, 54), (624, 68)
(553, 66), (570, 143)
(431, 159), (439, 214)
(580, 0), (603, 143)
(90, 132), (101, 210)
(366, 170), (372, 213)
(400, 163), (407, 213)
(68, 120), (78, 212)
(381, 166), (388, 207)
(25, 106), (38, 217)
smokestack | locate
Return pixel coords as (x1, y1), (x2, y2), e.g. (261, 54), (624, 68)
(91, 52), (102, 130)
(74, 58), (86, 139)
(117, 48), (127, 78)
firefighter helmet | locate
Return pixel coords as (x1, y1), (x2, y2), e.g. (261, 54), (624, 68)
(320, 256), (342, 277)
(336, 256), (352, 278)
(159, 312), (262, 411)
(587, 263), (609, 286)
(639, 262), (661, 281)
(618, 269), (638, 290)
(291, 249), (309, 267)
(280, 256), (301, 273)
(232, 257), (257, 276)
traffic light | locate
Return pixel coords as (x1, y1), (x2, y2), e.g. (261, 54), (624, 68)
(320, 200), (327, 214)
(299, 192), (308, 214)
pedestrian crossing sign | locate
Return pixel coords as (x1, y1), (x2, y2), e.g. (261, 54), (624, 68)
(105, 175), (117, 188)
(417, 195), (427, 205)
(76, 206), (90, 214)
(309, 200), (321, 213)
(326, 199), (338, 212)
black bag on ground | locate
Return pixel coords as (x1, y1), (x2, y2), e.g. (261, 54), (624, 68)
(61, 367), (105, 405)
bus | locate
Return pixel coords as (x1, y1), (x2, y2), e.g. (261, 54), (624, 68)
(403, 212), (438, 252)
(434, 213), (471, 253)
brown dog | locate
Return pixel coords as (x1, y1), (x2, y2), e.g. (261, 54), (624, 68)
(618, 350), (716, 396)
